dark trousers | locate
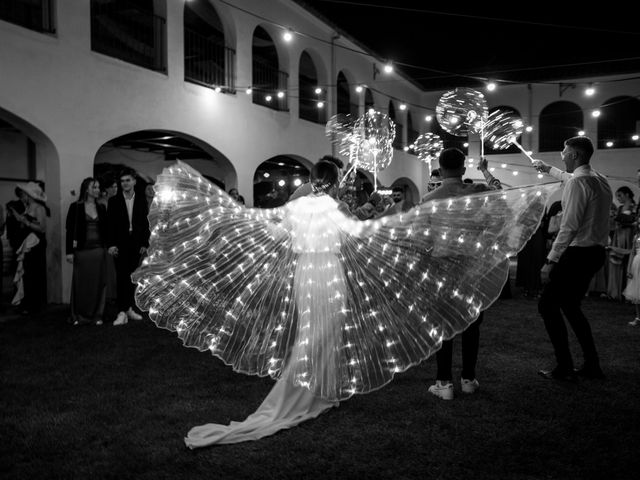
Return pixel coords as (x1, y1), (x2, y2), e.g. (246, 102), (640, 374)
(436, 312), (484, 381)
(114, 238), (141, 312)
(538, 246), (605, 371)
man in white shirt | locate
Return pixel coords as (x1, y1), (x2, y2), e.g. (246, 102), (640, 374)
(533, 137), (612, 380)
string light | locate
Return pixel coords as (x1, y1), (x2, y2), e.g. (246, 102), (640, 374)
(355, 85), (364, 93)
(633, 134), (639, 141)
(399, 103), (407, 111)
(245, 87), (252, 94)
(425, 115), (433, 122)
(317, 101), (324, 108)
(314, 87), (322, 94)
(383, 62), (393, 74)
(591, 110), (601, 117)
(525, 126), (533, 132)
(585, 85), (595, 96)
(486, 82), (497, 91)
(282, 29), (293, 42)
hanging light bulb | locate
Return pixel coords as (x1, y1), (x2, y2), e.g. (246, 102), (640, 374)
(525, 126), (533, 132)
(314, 87), (322, 95)
(277, 91), (285, 99)
(245, 87), (252, 94)
(606, 141), (614, 147)
(383, 62), (393, 74)
(585, 85), (595, 96)
(317, 101), (324, 108)
(486, 82), (497, 92)
(578, 130), (585, 136)
(355, 85), (364, 93)
(283, 29), (293, 42)
(399, 104), (407, 111)
(632, 134), (639, 141)
(591, 110), (601, 118)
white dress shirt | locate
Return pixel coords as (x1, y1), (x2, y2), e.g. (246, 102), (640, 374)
(124, 193), (135, 232)
(548, 165), (612, 262)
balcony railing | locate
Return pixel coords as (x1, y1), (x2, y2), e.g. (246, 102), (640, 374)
(0, 0), (55, 33)
(184, 28), (235, 92)
(252, 57), (288, 111)
(91, 4), (166, 73)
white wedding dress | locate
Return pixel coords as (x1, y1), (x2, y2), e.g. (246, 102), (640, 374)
(133, 162), (557, 447)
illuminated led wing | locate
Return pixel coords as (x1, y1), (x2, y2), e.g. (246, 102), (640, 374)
(331, 184), (558, 398)
(134, 162), (298, 378)
(135, 161), (558, 402)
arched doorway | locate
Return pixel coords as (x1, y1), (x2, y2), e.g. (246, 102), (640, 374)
(93, 130), (237, 204)
(253, 155), (312, 208)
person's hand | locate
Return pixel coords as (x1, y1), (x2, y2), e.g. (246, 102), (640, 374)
(477, 157), (489, 171)
(66, 254), (74, 263)
(540, 262), (555, 284)
(532, 160), (551, 173)
(139, 246), (148, 256)
(108, 246), (118, 257)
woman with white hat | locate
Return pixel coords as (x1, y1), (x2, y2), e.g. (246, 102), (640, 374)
(9, 181), (47, 314)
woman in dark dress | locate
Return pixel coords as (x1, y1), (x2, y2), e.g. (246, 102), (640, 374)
(66, 178), (109, 325)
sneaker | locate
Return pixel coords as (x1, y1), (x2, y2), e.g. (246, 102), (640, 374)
(628, 318), (640, 326)
(126, 308), (143, 321)
(428, 380), (454, 400)
(113, 312), (128, 326)
(461, 378), (480, 394)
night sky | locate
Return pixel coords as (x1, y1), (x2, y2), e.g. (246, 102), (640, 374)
(298, 0), (640, 90)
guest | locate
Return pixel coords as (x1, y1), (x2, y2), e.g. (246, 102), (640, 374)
(624, 222), (640, 326)
(228, 188), (245, 205)
(426, 168), (442, 192)
(144, 183), (156, 209)
(97, 174), (118, 210)
(421, 148), (503, 399)
(390, 186), (414, 213)
(0, 203), (4, 307)
(107, 168), (150, 326)
(5, 187), (29, 254)
(606, 187), (636, 300)
(535, 136), (612, 380)
(9, 182), (48, 314)
(290, 155), (344, 201)
(66, 178), (108, 325)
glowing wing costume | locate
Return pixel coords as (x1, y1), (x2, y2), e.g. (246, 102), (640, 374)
(133, 162), (556, 445)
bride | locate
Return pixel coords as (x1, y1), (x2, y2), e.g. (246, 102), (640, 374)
(133, 160), (555, 447)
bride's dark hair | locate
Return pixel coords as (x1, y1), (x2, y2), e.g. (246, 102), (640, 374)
(310, 160), (339, 194)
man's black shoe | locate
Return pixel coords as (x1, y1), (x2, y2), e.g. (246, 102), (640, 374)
(538, 367), (577, 381)
(574, 366), (606, 379)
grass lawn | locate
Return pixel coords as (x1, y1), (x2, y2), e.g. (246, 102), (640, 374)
(1, 295), (639, 479)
